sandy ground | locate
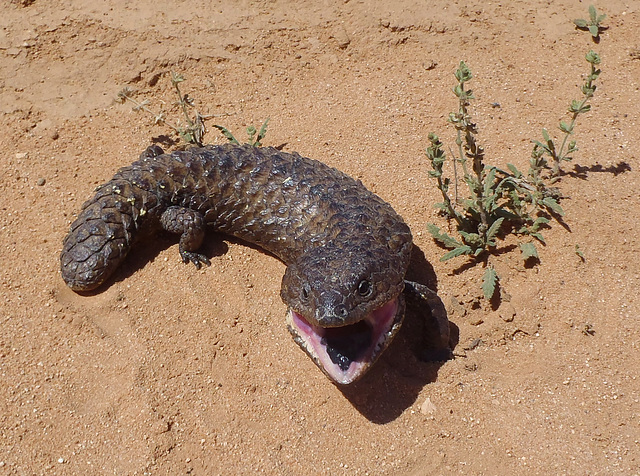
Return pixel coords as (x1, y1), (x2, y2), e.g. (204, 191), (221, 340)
(1, 0), (640, 474)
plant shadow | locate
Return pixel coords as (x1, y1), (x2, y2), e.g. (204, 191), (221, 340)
(566, 161), (631, 180)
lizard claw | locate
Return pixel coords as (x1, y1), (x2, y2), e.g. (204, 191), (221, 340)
(180, 250), (211, 269)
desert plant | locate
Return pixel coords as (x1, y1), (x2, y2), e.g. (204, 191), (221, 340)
(426, 6), (604, 300)
(573, 5), (607, 40)
(117, 71), (209, 146)
(532, 50), (601, 176)
(425, 63), (511, 299)
(212, 118), (270, 147)
(117, 71), (268, 147)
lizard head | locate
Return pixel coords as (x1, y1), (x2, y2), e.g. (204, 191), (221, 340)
(280, 241), (409, 384)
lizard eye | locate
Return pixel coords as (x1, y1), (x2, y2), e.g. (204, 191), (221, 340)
(357, 279), (372, 297)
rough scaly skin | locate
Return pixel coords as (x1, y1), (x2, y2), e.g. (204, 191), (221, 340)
(61, 143), (413, 383)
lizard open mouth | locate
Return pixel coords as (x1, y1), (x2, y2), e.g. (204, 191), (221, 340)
(286, 297), (404, 384)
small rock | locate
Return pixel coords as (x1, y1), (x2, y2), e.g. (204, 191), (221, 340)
(447, 295), (466, 318)
(420, 397), (437, 416)
(464, 338), (482, 351)
(469, 315), (483, 326)
(15, 152), (28, 159)
(152, 419), (170, 435)
(499, 303), (516, 322)
(332, 28), (351, 49)
(57, 458), (64, 464)
(36, 177), (46, 186)
(424, 60), (438, 71)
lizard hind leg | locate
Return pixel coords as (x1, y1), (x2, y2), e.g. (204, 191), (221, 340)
(403, 280), (453, 361)
(160, 206), (211, 269)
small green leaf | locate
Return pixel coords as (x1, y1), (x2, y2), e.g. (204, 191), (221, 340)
(426, 223), (462, 248)
(573, 18), (588, 28)
(520, 242), (539, 260)
(459, 231), (483, 248)
(540, 130), (557, 154)
(586, 50), (601, 65)
(483, 167), (497, 198)
(246, 125), (257, 142)
(559, 121), (573, 134)
(531, 216), (550, 231)
(581, 84), (595, 96)
(441, 245), (472, 261)
(481, 267), (498, 300)
(569, 100), (582, 113)
(455, 61), (473, 82)
(532, 140), (551, 154)
(531, 232), (546, 244)
(542, 196), (564, 216)
(256, 117), (270, 146)
(171, 71), (185, 84)
(486, 217), (504, 243)
(506, 163), (521, 177)
(588, 5), (597, 22)
(213, 124), (240, 144)
(588, 24), (599, 37)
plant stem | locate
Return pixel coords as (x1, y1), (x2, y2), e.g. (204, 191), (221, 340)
(171, 72), (195, 129)
(457, 79), (489, 234)
(552, 56), (599, 175)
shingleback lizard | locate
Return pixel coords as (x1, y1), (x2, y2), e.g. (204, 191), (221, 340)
(60, 143), (448, 384)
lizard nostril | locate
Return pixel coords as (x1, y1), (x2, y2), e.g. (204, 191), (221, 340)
(334, 304), (348, 319)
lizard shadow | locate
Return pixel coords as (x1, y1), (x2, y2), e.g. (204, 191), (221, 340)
(84, 233), (456, 425)
(96, 230), (231, 291)
(338, 245), (459, 424)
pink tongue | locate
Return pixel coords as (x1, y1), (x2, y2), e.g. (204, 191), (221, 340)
(290, 299), (399, 384)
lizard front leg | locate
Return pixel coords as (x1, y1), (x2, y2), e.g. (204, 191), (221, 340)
(160, 206), (211, 269)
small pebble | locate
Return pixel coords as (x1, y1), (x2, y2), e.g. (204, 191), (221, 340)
(57, 458), (64, 464)
(465, 338), (482, 351)
(420, 397), (437, 416)
(447, 296), (466, 318)
(15, 152), (28, 159)
(37, 177), (46, 186)
(469, 316), (484, 326)
(333, 29), (351, 49)
(499, 303), (516, 322)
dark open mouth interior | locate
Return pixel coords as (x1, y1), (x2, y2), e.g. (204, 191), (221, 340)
(320, 320), (373, 371)
(287, 298), (400, 384)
